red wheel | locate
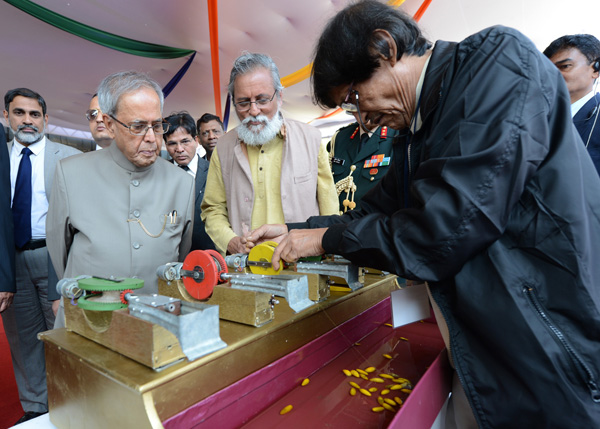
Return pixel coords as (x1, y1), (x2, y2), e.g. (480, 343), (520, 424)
(182, 250), (217, 300)
(120, 289), (133, 305)
(206, 249), (228, 282)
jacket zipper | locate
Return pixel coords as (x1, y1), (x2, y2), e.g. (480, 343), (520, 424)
(523, 286), (600, 402)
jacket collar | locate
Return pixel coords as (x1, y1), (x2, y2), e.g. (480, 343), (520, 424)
(108, 140), (155, 172)
(419, 41), (457, 129)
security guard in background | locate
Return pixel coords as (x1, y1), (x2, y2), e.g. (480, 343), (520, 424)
(328, 122), (398, 213)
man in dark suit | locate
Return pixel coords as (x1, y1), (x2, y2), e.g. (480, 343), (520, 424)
(544, 34), (600, 174)
(2, 88), (81, 423)
(327, 123), (398, 213)
(164, 112), (215, 251)
(0, 124), (15, 313)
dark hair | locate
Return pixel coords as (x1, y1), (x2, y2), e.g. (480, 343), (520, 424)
(312, 0), (431, 109)
(4, 88), (47, 115)
(196, 113), (224, 134)
(163, 111), (197, 140)
(543, 34), (600, 64)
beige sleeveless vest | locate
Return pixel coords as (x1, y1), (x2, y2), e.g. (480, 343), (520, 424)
(217, 118), (321, 235)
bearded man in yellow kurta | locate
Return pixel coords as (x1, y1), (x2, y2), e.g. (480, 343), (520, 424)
(201, 52), (338, 255)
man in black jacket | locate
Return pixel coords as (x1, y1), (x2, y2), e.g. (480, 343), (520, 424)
(544, 34), (600, 174)
(249, 1), (600, 428)
(164, 112), (215, 251)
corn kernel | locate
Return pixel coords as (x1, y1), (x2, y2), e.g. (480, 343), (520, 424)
(342, 369), (352, 376)
(384, 323), (393, 327)
(399, 336), (409, 341)
(383, 403), (396, 412)
(280, 405), (293, 415)
(365, 366), (376, 373)
(384, 398), (396, 406)
(390, 385), (403, 391)
(372, 407), (385, 413)
(351, 370), (360, 378)
(383, 354), (392, 359)
(301, 378), (310, 386)
(357, 369), (368, 376)
(349, 381), (360, 389)
(360, 374), (369, 380)
(394, 397), (403, 405)
(354, 342), (361, 346)
(369, 387), (378, 393)
(401, 388), (413, 393)
(370, 377), (385, 383)
(377, 397), (385, 405)
(359, 388), (372, 397)
(380, 374), (394, 379)
(381, 389), (390, 395)
(350, 387), (357, 396)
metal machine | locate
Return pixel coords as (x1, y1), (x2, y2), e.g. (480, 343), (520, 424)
(157, 245), (315, 327)
(157, 243), (369, 327)
(57, 276), (227, 369)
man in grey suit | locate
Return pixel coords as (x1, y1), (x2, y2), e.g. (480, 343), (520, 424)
(47, 71), (194, 307)
(164, 111), (215, 251)
(2, 88), (81, 423)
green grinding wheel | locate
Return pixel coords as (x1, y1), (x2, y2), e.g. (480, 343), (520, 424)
(78, 277), (144, 291)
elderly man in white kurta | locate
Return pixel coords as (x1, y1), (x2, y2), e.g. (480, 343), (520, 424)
(47, 71), (194, 305)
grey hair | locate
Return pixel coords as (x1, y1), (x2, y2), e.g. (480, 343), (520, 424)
(97, 71), (164, 116)
(227, 52), (284, 100)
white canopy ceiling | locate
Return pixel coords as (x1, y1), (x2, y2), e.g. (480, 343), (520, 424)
(1, 0), (599, 140)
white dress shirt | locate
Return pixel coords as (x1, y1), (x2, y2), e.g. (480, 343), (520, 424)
(10, 136), (47, 239)
(185, 153), (198, 178)
(571, 90), (595, 118)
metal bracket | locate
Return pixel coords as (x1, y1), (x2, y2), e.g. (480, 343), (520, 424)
(295, 260), (364, 291)
(128, 295), (227, 361)
(226, 274), (314, 313)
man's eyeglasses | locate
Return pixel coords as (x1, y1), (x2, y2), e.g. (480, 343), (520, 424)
(109, 114), (170, 136)
(341, 83), (359, 113)
(85, 109), (101, 122)
(233, 90), (278, 112)
(340, 83), (369, 132)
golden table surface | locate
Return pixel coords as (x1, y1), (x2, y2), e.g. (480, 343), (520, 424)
(40, 274), (398, 428)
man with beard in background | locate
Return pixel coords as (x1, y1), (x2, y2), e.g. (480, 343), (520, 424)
(201, 52), (338, 255)
(2, 88), (80, 423)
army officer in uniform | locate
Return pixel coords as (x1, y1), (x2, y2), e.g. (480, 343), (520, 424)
(328, 122), (397, 213)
